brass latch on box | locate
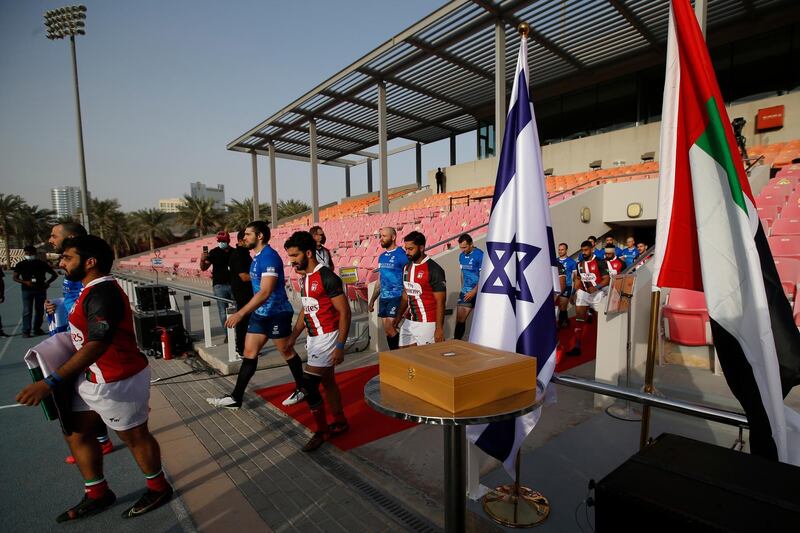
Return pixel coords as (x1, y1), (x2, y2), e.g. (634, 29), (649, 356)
(407, 367), (416, 381)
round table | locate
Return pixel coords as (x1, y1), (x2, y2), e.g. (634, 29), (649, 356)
(364, 376), (544, 532)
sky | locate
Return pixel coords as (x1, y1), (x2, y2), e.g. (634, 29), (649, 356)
(0, 0), (476, 212)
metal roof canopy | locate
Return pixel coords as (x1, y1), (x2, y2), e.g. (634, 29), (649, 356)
(228, 0), (798, 167)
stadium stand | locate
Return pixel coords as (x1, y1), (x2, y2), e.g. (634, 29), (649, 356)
(661, 288), (713, 347)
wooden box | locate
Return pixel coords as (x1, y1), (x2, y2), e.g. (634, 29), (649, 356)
(379, 340), (536, 413)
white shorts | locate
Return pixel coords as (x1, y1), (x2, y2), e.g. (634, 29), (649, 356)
(575, 288), (606, 312)
(399, 320), (436, 347)
(72, 366), (151, 431)
(306, 331), (338, 369)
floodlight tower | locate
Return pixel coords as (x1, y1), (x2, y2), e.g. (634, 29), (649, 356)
(44, 5), (91, 232)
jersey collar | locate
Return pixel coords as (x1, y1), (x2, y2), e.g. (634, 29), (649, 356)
(84, 275), (115, 289)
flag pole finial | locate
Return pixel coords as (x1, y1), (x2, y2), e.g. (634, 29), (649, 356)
(517, 22), (529, 38)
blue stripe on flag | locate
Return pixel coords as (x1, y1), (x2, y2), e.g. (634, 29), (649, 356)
(491, 69), (533, 212)
(517, 297), (558, 372)
(474, 418), (515, 463)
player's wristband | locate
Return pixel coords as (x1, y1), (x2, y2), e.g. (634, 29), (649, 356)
(335, 342), (345, 350)
(44, 374), (60, 388)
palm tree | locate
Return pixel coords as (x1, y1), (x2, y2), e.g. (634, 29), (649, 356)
(90, 198), (122, 240)
(130, 209), (172, 253)
(176, 195), (223, 237)
(225, 197), (270, 229)
(105, 211), (134, 258)
(13, 204), (56, 246)
(278, 199), (311, 220)
(0, 194), (24, 266)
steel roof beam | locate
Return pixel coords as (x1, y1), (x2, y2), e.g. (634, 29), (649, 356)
(256, 123), (366, 146)
(405, 36), (494, 82)
(469, 0), (585, 70)
(607, 0), (664, 51)
(357, 67), (477, 115)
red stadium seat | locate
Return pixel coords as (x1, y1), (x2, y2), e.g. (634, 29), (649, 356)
(756, 193), (789, 207)
(771, 218), (800, 236)
(756, 205), (781, 220)
(783, 203), (800, 218)
(661, 288), (712, 347)
(769, 235), (800, 259)
(774, 257), (800, 303)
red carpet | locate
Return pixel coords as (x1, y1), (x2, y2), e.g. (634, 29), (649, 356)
(555, 316), (597, 372)
(254, 365), (416, 451)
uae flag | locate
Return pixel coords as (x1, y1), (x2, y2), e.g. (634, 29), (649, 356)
(653, 0), (800, 464)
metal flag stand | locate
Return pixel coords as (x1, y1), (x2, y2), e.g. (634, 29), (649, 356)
(482, 449), (550, 527)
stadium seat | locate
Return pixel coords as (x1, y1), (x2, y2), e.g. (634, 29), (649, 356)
(771, 218), (800, 236)
(757, 205), (781, 220)
(774, 257), (800, 303)
(769, 235), (800, 259)
(782, 203), (800, 218)
(756, 193), (789, 207)
(661, 288), (712, 347)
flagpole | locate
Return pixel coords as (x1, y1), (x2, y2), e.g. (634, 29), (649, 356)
(481, 21), (551, 529)
(639, 289), (661, 449)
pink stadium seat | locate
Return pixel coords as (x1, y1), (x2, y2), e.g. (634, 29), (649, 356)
(756, 193), (789, 207)
(769, 235), (800, 259)
(761, 182), (796, 196)
(774, 257), (800, 303)
(661, 288), (712, 346)
(783, 203), (800, 218)
(756, 205), (781, 220)
(771, 218), (800, 236)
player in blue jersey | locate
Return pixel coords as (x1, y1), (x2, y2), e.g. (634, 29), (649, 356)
(368, 227), (408, 350)
(556, 242), (577, 329)
(603, 236), (624, 259)
(454, 233), (484, 340)
(619, 236), (639, 267)
(45, 222), (115, 463)
(207, 221), (305, 410)
(368, 227), (407, 349)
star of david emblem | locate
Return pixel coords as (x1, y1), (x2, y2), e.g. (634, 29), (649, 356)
(481, 236), (540, 312)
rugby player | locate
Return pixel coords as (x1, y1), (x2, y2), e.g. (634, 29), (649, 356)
(566, 240), (610, 356)
(368, 226), (408, 350)
(454, 233), (483, 340)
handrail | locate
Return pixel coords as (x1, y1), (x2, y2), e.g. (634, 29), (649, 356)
(115, 271), (236, 305)
(745, 154), (765, 173)
(552, 374), (748, 428)
(620, 245), (656, 276)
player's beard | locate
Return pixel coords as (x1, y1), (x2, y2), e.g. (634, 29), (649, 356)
(380, 239), (391, 249)
(407, 249), (421, 263)
(294, 255), (309, 274)
(65, 262), (87, 282)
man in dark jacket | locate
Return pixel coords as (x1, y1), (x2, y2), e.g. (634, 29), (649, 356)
(13, 245), (57, 337)
(228, 230), (253, 356)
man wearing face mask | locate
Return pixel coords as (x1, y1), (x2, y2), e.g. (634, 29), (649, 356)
(13, 245), (58, 338)
(200, 231), (234, 330)
(310, 225), (334, 270)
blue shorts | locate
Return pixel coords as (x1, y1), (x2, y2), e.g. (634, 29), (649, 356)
(378, 296), (402, 318)
(247, 311), (293, 338)
(457, 291), (475, 308)
(559, 286), (574, 299)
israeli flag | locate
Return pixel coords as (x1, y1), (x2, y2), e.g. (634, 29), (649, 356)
(466, 34), (559, 477)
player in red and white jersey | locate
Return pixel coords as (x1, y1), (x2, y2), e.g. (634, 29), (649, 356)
(604, 245), (625, 277)
(392, 231), (446, 346)
(567, 240), (611, 356)
(16, 236), (172, 522)
(284, 231), (351, 452)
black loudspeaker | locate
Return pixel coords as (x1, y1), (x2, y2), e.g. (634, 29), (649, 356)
(594, 433), (800, 532)
(133, 310), (183, 353)
(135, 284), (170, 312)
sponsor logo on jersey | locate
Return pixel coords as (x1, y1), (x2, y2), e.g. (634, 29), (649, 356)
(301, 296), (320, 314)
(311, 281), (319, 293)
(404, 281), (423, 297)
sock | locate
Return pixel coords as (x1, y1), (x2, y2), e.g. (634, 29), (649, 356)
(84, 477), (109, 500)
(231, 358), (258, 403)
(96, 434), (110, 444)
(558, 310), (568, 325)
(286, 353), (305, 388)
(454, 322), (466, 340)
(386, 333), (400, 350)
(144, 470), (170, 492)
(572, 320), (586, 350)
(311, 403), (329, 434)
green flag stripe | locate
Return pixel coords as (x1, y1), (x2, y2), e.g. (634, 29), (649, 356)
(693, 97), (748, 213)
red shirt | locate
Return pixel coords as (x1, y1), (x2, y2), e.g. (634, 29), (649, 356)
(575, 256), (609, 291)
(403, 256), (446, 323)
(301, 265), (344, 336)
(69, 276), (147, 383)
(606, 257), (625, 277)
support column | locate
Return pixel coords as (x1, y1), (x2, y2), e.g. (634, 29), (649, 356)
(377, 81), (389, 214)
(415, 142), (422, 189)
(345, 166), (351, 198)
(250, 151), (259, 220)
(367, 158), (374, 193)
(450, 134), (457, 166)
(494, 19), (507, 158)
(309, 119), (319, 222)
(694, 0), (707, 37)
(268, 142), (278, 227)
